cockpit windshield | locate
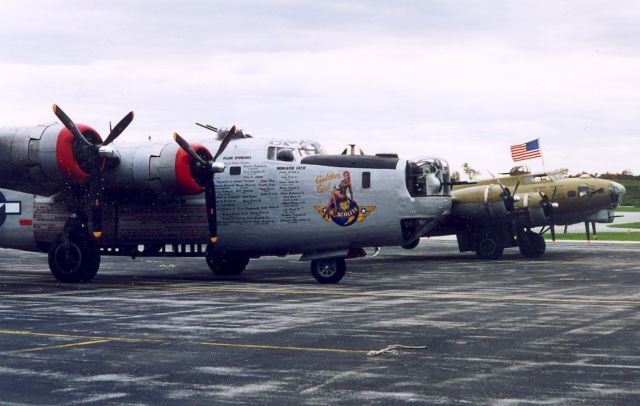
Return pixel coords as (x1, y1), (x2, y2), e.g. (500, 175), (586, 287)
(522, 171), (566, 184)
(406, 157), (451, 197)
(267, 140), (326, 162)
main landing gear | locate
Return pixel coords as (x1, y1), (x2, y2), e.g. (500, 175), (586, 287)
(475, 232), (504, 260)
(206, 248), (250, 276)
(470, 227), (546, 260)
(518, 230), (546, 258)
(48, 214), (101, 283)
(310, 258), (346, 284)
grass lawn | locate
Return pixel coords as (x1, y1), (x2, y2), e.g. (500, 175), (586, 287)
(617, 179), (640, 207)
(615, 206), (640, 212)
(608, 222), (640, 229)
(543, 232), (640, 242)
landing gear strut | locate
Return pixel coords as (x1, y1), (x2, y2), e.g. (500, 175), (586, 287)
(48, 214), (101, 283)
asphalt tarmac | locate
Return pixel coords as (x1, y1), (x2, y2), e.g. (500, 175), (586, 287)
(1, 239), (640, 405)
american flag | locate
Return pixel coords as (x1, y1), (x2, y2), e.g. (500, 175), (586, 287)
(510, 139), (542, 162)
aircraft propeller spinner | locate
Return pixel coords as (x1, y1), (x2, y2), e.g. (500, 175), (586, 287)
(52, 104), (134, 239)
(173, 126), (236, 244)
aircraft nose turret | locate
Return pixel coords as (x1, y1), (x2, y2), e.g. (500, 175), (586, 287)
(609, 181), (626, 208)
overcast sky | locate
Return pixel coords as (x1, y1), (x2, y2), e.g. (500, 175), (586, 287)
(1, 0), (638, 177)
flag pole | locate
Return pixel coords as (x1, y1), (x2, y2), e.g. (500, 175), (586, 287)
(538, 138), (546, 173)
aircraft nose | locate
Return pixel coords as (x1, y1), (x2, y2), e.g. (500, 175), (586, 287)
(609, 181), (626, 207)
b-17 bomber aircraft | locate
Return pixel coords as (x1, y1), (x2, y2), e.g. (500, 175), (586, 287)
(420, 165), (626, 259)
(0, 105), (452, 284)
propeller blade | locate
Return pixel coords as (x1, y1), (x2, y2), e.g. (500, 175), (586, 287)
(52, 104), (94, 148)
(550, 224), (556, 242)
(213, 125), (236, 161)
(173, 132), (208, 165)
(173, 131), (219, 243)
(512, 180), (520, 196)
(103, 111), (134, 146)
(592, 222), (597, 239)
(204, 183), (218, 244)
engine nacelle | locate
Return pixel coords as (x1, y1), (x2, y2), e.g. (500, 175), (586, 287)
(102, 141), (212, 197)
(451, 184), (509, 222)
(513, 192), (549, 226)
(0, 123), (102, 196)
(0, 123), (214, 198)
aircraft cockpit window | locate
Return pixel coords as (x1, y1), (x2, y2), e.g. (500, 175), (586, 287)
(277, 149), (295, 162)
(268, 141), (325, 162)
(406, 157), (450, 197)
(568, 190), (577, 198)
(578, 185), (590, 198)
(526, 175), (552, 184)
(299, 141), (326, 157)
(268, 146), (296, 162)
(549, 173), (565, 181)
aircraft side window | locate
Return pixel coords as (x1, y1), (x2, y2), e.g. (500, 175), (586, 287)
(230, 166), (241, 175)
(567, 190), (577, 198)
(362, 172), (371, 189)
(578, 186), (589, 198)
(267, 146), (296, 161)
(277, 149), (295, 162)
(267, 147), (276, 160)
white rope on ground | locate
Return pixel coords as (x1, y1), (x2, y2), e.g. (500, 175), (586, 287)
(367, 344), (427, 356)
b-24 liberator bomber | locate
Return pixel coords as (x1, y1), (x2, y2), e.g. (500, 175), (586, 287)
(0, 105), (452, 284)
(420, 165), (626, 259)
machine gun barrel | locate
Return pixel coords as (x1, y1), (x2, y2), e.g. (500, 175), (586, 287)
(196, 122), (218, 132)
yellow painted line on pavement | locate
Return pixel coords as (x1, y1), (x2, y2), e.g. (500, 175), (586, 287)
(100, 284), (640, 306)
(0, 329), (365, 355)
(11, 339), (113, 353)
(30, 282), (640, 307)
(198, 341), (367, 354)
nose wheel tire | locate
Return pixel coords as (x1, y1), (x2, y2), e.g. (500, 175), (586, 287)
(48, 234), (100, 283)
(310, 258), (346, 284)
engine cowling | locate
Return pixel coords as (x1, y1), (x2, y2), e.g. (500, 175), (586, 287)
(101, 141), (213, 197)
(451, 184), (510, 222)
(0, 123), (215, 197)
(0, 123), (102, 196)
(513, 192), (550, 226)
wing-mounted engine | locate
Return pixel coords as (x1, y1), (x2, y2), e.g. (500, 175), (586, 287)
(102, 141), (215, 196)
(0, 123), (102, 196)
(451, 183), (558, 229)
(512, 192), (552, 226)
(451, 184), (510, 222)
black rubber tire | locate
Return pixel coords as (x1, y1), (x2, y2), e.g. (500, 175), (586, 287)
(476, 235), (504, 260)
(310, 258), (346, 284)
(518, 231), (546, 258)
(48, 234), (100, 283)
(402, 239), (420, 250)
(206, 251), (249, 276)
